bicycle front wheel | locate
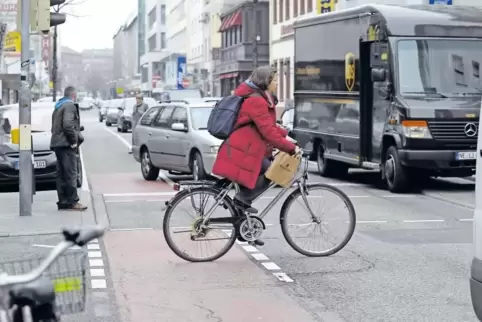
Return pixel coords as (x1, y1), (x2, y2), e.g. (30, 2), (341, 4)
(280, 183), (356, 257)
(163, 187), (238, 262)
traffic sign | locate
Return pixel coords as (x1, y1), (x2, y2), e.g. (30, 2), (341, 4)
(182, 79), (190, 88)
(4, 31), (20, 54)
(429, 0), (452, 4)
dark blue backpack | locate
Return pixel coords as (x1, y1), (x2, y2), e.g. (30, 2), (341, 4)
(207, 93), (260, 140)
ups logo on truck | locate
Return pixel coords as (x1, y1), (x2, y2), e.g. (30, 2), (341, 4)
(345, 53), (356, 91)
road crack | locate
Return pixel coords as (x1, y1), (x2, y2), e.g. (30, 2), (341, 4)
(193, 300), (223, 322)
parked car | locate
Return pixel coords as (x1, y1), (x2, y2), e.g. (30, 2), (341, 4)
(98, 100), (109, 122)
(105, 99), (123, 126)
(0, 102), (84, 187)
(157, 89), (203, 102)
(78, 97), (94, 110)
(116, 97), (157, 132)
(132, 101), (220, 181)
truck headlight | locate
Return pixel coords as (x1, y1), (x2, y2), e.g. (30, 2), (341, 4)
(402, 120), (432, 139)
(209, 146), (219, 153)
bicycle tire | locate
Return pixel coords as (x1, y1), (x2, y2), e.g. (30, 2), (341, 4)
(280, 183), (356, 257)
(162, 186), (238, 262)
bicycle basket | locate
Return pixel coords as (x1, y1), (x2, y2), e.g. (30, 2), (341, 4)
(0, 250), (87, 315)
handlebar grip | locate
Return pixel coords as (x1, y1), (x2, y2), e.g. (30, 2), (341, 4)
(62, 225), (106, 246)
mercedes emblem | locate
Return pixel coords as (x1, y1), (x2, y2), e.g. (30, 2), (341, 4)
(464, 123), (478, 137)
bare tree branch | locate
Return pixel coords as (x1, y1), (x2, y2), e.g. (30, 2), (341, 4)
(59, 0), (91, 11)
(65, 12), (90, 18)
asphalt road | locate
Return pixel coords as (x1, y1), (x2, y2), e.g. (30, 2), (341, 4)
(76, 108), (477, 321)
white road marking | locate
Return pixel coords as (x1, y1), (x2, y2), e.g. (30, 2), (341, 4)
(91, 279), (107, 289)
(251, 253), (269, 261)
(381, 195), (418, 198)
(78, 146), (90, 192)
(103, 127), (173, 185)
(88, 251), (102, 258)
(242, 245), (258, 253)
(402, 219), (445, 223)
(88, 240), (108, 291)
(273, 272), (294, 283)
(262, 262), (281, 270)
(89, 259), (104, 267)
(459, 218), (473, 222)
(90, 268), (105, 277)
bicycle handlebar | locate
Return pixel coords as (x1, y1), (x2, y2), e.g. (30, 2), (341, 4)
(0, 226), (105, 287)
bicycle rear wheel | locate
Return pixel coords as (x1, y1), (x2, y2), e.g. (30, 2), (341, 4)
(280, 183), (356, 257)
(163, 187), (238, 262)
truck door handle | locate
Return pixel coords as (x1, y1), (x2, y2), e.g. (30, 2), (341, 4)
(148, 132), (152, 136)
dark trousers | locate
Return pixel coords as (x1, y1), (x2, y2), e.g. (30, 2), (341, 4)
(234, 158), (271, 205)
(54, 147), (79, 206)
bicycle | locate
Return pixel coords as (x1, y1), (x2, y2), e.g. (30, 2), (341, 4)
(163, 150), (356, 262)
(0, 226), (105, 322)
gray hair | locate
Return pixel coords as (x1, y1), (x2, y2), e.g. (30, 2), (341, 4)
(249, 65), (277, 90)
(63, 86), (76, 99)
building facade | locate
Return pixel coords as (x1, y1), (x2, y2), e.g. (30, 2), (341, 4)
(60, 46), (83, 90)
(81, 49), (114, 97)
(270, 0), (318, 113)
(214, 1), (270, 97)
(112, 12), (140, 92)
(164, 0), (188, 87)
(140, 0), (167, 91)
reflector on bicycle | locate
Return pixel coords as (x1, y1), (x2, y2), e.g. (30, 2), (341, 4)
(173, 183), (180, 191)
(53, 277), (82, 292)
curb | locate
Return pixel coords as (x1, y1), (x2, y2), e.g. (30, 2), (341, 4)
(90, 192), (110, 227)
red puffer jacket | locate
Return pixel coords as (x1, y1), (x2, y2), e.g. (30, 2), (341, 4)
(212, 82), (297, 189)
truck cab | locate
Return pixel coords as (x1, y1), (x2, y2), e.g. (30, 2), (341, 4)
(293, 4), (482, 192)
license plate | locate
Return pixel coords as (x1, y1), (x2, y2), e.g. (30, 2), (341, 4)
(14, 160), (47, 170)
(455, 152), (477, 160)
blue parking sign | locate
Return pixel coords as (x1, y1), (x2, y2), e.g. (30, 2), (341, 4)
(429, 0), (452, 4)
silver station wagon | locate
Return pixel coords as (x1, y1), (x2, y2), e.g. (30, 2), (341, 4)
(132, 99), (221, 181)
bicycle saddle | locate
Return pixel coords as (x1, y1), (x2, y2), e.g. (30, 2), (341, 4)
(9, 276), (55, 307)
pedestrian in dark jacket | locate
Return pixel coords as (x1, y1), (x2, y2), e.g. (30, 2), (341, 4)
(212, 66), (298, 246)
(50, 86), (87, 211)
(128, 94), (149, 154)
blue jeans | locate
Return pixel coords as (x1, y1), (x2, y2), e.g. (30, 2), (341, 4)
(234, 157), (271, 205)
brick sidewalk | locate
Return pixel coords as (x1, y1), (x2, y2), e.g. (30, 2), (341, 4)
(0, 189), (96, 237)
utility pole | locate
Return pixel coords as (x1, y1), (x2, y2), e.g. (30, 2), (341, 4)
(52, 26), (57, 101)
(252, 0), (259, 69)
(19, 0), (33, 216)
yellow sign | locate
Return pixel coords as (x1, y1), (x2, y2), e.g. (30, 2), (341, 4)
(49, 81), (53, 89)
(116, 88), (124, 94)
(53, 277), (82, 293)
(345, 53), (356, 91)
(4, 31), (21, 53)
(317, 0), (335, 14)
(10, 128), (19, 145)
(368, 25), (377, 41)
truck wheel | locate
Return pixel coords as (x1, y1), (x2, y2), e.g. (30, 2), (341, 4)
(317, 146), (348, 178)
(383, 146), (410, 192)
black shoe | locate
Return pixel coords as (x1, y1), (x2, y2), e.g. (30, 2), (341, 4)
(233, 198), (258, 214)
(253, 239), (265, 246)
(57, 202), (69, 210)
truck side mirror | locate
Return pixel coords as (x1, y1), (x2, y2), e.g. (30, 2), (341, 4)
(371, 68), (386, 82)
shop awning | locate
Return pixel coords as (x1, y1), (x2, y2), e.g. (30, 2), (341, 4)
(219, 72), (238, 79)
(218, 9), (242, 32)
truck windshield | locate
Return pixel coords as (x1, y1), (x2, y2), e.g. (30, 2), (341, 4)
(397, 39), (482, 97)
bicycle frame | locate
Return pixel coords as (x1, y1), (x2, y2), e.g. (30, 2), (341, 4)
(0, 240), (78, 322)
(200, 156), (315, 226)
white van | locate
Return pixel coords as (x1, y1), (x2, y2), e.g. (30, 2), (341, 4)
(471, 105), (482, 320)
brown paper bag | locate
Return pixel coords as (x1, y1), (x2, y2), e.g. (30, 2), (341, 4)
(265, 151), (301, 188)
